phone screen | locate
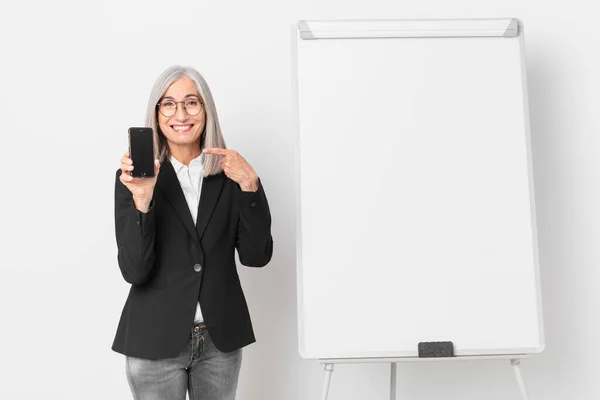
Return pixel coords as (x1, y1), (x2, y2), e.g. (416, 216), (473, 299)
(128, 127), (155, 178)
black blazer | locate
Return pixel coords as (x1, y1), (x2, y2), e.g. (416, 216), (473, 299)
(112, 161), (273, 359)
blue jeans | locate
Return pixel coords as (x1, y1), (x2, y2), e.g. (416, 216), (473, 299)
(126, 321), (243, 400)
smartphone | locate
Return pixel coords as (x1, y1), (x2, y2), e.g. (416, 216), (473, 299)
(128, 127), (155, 178)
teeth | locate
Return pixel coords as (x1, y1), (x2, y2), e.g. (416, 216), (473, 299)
(173, 125), (192, 132)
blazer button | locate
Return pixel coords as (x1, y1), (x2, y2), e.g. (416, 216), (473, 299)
(250, 201), (257, 207)
(193, 264), (202, 272)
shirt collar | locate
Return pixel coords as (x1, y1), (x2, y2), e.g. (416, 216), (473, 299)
(170, 153), (204, 174)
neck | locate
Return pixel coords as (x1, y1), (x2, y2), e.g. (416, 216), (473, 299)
(169, 144), (201, 167)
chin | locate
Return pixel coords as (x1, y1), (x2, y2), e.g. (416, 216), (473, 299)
(170, 135), (202, 146)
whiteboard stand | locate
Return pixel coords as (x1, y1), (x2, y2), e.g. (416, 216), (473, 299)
(390, 362), (397, 400)
(511, 359), (531, 400)
(319, 356), (532, 400)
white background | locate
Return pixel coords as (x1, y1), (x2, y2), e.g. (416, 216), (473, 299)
(0, 0), (598, 399)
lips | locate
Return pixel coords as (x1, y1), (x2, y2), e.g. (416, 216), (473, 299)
(171, 124), (193, 133)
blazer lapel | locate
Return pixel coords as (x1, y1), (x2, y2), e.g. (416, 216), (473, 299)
(156, 161), (199, 241)
(196, 173), (225, 241)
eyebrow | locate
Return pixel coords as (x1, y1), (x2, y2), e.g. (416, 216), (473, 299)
(161, 94), (201, 100)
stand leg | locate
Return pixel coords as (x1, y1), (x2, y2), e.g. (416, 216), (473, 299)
(390, 362), (397, 400)
(510, 359), (530, 400)
(322, 364), (334, 400)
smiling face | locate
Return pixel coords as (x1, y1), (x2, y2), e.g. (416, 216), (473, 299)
(157, 77), (206, 155)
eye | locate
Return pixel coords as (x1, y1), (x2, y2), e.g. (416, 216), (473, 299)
(162, 100), (176, 108)
(186, 100), (199, 107)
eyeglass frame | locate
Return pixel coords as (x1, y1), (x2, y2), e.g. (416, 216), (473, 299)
(156, 96), (205, 117)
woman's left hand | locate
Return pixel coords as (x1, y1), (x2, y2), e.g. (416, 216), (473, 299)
(203, 148), (259, 192)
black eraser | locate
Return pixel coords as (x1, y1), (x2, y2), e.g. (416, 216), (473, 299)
(418, 341), (454, 358)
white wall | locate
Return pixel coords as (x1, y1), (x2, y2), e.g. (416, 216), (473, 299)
(0, 0), (597, 399)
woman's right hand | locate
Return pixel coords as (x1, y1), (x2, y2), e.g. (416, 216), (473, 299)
(120, 151), (161, 213)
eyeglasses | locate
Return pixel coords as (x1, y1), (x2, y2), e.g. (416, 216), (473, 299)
(157, 97), (204, 117)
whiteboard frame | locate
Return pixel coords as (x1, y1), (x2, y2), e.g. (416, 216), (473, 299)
(318, 354), (530, 364)
(298, 18), (519, 39)
(291, 19), (545, 360)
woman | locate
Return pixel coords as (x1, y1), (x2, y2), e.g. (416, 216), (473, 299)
(113, 65), (273, 400)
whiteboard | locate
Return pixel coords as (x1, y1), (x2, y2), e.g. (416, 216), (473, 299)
(292, 19), (545, 360)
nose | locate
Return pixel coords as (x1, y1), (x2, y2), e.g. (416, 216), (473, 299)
(174, 102), (188, 121)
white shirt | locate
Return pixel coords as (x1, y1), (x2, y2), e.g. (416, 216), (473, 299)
(171, 154), (204, 323)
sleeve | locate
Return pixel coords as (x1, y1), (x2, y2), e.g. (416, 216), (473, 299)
(114, 169), (157, 285)
(235, 177), (274, 267)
